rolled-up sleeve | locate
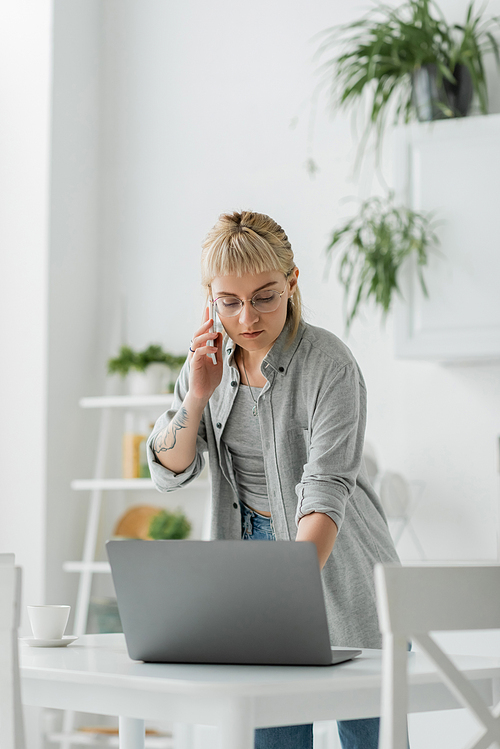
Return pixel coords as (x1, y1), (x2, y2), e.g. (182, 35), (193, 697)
(294, 363), (366, 532)
(147, 361), (208, 492)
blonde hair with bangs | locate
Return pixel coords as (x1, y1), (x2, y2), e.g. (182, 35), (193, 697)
(201, 211), (302, 341)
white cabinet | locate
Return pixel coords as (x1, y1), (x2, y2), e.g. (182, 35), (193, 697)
(392, 114), (500, 363)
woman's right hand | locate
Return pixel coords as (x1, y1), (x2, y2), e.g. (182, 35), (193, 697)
(187, 308), (223, 404)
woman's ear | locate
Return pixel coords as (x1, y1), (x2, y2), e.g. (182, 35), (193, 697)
(288, 267), (299, 296)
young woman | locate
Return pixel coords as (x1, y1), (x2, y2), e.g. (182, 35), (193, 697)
(147, 210), (400, 749)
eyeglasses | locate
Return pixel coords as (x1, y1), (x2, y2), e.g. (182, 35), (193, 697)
(213, 288), (287, 318)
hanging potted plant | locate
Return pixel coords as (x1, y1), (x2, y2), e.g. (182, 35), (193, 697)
(325, 193), (440, 332)
(107, 345), (187, 395)
(315, 0), (500, 142)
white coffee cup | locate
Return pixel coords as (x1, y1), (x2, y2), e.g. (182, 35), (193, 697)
(27, 605), (70, 640)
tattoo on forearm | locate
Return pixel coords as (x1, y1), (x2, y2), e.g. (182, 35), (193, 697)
(153, 408), (188, 456)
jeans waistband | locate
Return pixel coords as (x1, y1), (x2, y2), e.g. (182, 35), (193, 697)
(240, 502), (275, 540)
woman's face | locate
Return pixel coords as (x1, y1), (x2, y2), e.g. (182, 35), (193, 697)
(210, 269), (298, 357)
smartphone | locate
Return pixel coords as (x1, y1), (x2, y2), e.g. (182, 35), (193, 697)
(207, 300), (217, 365)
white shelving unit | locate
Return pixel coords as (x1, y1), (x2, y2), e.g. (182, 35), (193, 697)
(63, 561), (111, 574)
(67, 393), (176, 637)
(71, 478), (154, 490)
(80, 395), (179, 409)
(54, 392), (199, 749)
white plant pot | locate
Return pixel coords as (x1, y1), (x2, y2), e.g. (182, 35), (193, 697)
(127, 364), (169, 395)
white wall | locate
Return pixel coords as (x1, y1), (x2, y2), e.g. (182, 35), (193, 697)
(45, 0), (105, 627)
(2, 0), (496, 608)
(1, 1), (499, 745)
(0, 0), (106, 634)
(99, 0), (500, 564)
(0, 0), (53, 624)
(0, 2), (53, 746)
(95, 8), (500, 743)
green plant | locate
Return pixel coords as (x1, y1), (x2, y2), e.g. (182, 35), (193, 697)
(449, 2), (500, 113)
(148, 509), (192, 540)
(316, 0), (500, 144)
(107, 344), (186, 377)
(325, 193), (440, 331)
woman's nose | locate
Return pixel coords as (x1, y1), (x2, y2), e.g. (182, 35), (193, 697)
(238, 301), (259, 326)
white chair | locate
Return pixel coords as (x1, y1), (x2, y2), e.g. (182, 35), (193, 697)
(378, 472), (426, 560)
(362, 445), (427, 560)
(375, 564), (500, 749)
(0, 554), (25, 749)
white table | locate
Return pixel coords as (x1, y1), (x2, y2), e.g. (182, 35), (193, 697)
(20, 634), (500, 749)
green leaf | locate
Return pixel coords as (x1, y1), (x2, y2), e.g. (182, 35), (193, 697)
(314, 0), (500, 168)
(437, 61), (456, 83)
(325, 193), (440, 333)
(107, 345), (186, 377)
(148, 509), (192, 540)
(485, 31), (500, 66)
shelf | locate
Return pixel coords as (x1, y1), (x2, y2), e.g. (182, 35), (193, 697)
(71, 479), (155, 491)
(46, 732), (173, 748)
(63, 561), (111, 574)
(71, 478), (210, 491)
(79, 395), (174, 409)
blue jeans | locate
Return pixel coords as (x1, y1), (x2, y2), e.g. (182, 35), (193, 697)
(240, 504), (380, 749)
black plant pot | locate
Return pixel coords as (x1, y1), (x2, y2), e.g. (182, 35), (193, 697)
(412, 63), (473, 121)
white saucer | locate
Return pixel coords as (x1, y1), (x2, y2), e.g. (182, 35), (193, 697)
(21, 636), (78, 648)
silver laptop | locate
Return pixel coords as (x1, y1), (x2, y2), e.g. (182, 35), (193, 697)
(106, 539), (361, 666)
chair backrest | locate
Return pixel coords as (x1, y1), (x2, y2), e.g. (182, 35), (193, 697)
(376, 564), (500, 634)
(375, 563), (500, 749)
(0, 558), (25, 749)
(0, 554), (16, 566)
(378, 472), (411, 519)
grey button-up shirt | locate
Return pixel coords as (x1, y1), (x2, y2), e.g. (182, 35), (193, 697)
(147, 320), (399, 648)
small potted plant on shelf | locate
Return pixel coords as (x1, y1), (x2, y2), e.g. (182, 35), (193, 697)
(113, 505), (192, 540)
(325, 193), (440, 332)
(148, 509), (192, 540)
(107, 344), (187, 395)
(315, 0), (500, 145)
